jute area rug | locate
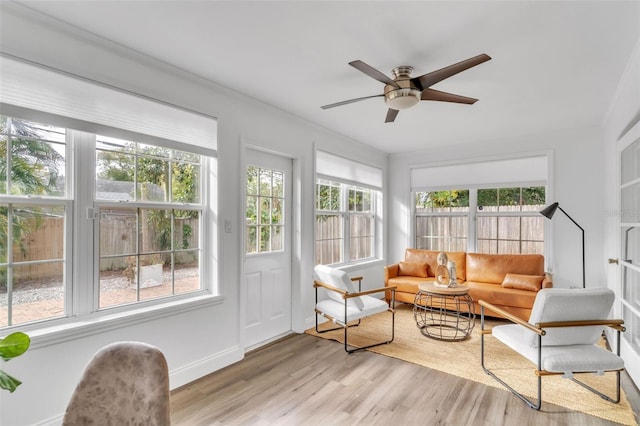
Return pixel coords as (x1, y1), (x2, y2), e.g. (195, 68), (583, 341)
(306, 304), (636, 425)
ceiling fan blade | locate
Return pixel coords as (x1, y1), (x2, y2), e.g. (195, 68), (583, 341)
(421, 88), (478, 104)
(385, 109), (399, 123)
(412, 54), (491, 90)
(349, 60), (400, 88)
(321, 94), (384, 109)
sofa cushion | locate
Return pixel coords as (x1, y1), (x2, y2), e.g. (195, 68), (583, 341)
(466, 253), (544, 284)
(501, 273), (544, 292)
(387, 276), (431, 294)
(398, 261), (428, 277)
(404, 249), (466, 280)
(467, 281), (538, 310)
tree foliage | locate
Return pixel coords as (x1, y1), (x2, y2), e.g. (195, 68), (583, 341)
(416, 187), (545, 209)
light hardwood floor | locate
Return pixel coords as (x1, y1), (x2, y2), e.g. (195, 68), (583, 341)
(171, 333), (640, 425)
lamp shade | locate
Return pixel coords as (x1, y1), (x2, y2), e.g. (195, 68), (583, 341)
(540, 202), (559, 219)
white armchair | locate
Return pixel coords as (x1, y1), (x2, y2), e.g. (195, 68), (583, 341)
(314, 264), (396, 354)
(480, 288), (625, 410)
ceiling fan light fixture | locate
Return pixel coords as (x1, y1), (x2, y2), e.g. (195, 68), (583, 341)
(385, 88), (421, 110)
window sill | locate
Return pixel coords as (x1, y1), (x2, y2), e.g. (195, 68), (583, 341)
(24, 294), (224, 350)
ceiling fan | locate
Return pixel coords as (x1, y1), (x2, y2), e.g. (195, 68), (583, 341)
(321, 54), (491, 123)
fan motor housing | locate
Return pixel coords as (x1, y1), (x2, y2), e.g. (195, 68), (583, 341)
(384, 66), (421, 110)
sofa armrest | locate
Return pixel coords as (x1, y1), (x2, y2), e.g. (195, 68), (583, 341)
(542, 272), (553, 289)
(384, 264), (400, 285)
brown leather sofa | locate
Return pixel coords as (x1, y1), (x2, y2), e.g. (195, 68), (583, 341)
(385, 249), (553, 320)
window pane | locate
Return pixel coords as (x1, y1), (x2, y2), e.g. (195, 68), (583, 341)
(272, 171), (284, 198)
(175, 250), (200, 295)
(350, 215), (373, 260)
(316, 214), (343, 264)
(140, 208), (171, 253)
(259, 225), (271, 252)
(259, 168), (272, 196)
(10, 135), (66, 197)
(0, 135), (7, 194)
(139, 253), (171, 301)
(173, 210), (199, 251)
(246, 226), (258, 253)
(478, 189), (497, 211)
(415, 215), (467, 251)
(477, 216), (497, 239)
(11, 205), (64, 261)
(4, 262), (64, 326)
(260, 197), (271, 225)
(497, 216), (520, 240)
(99, 208), (137, 256)
(622, 183), (640, 223)
(246, 196), (258, 225)
(623, 305), (640, 356)
(96, 142), (135, 201)
(246, 166), (258, 195)
(272, 197), (283, 225)
(100, 256), (136, 309)
(172, 162), (200, 203)
(137, 157), (169, 202)
(416, 190), (469, 213)
(522, 186), (545, 210)
(271, 226), (283, 251)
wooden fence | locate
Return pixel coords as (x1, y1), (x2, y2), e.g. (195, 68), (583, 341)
(10, 216), (199, 282)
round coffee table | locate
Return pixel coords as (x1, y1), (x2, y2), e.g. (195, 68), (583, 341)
(413, 282), (475, 341)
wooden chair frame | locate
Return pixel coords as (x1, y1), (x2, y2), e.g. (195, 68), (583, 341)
(479, 299), (625, 410)
(314, 276), (396, 354)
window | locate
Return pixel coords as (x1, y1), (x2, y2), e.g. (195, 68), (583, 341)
(1, 115), (214, 329)
(316, 179), (377, 265)
(314, 150), (383, 266)
(245, 165), (284, 254)
(95, 136), (204, 309)
(414, 186), (545, 255)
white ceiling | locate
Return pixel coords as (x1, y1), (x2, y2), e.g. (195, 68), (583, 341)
(14, 1), (640, 154)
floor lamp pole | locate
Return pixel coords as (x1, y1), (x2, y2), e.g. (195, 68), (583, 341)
(540, 202), (586, 289)
(556, 206), (586, 289)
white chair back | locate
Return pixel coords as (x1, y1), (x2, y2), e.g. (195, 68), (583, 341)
(314, 264), (364, 310)
(527, 288), (615, 347)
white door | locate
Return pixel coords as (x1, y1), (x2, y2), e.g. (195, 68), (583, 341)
(616, 121), (640, 386)
(242, 149), (292, 349)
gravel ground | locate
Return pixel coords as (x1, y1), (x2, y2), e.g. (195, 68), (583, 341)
(1, 267), (199, 305)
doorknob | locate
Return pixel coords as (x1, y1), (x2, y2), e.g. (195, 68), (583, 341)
(608, 258), (619, 264)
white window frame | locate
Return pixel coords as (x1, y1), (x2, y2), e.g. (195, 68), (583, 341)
(315, 178), (379, 266)
(0, 113), (218, 335)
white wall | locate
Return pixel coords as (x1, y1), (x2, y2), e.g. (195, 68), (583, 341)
(389, 125), (605, 289)
(0, 4), (388, 425)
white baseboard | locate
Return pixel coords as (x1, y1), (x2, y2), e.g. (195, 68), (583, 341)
(169, 345), (244, 389)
